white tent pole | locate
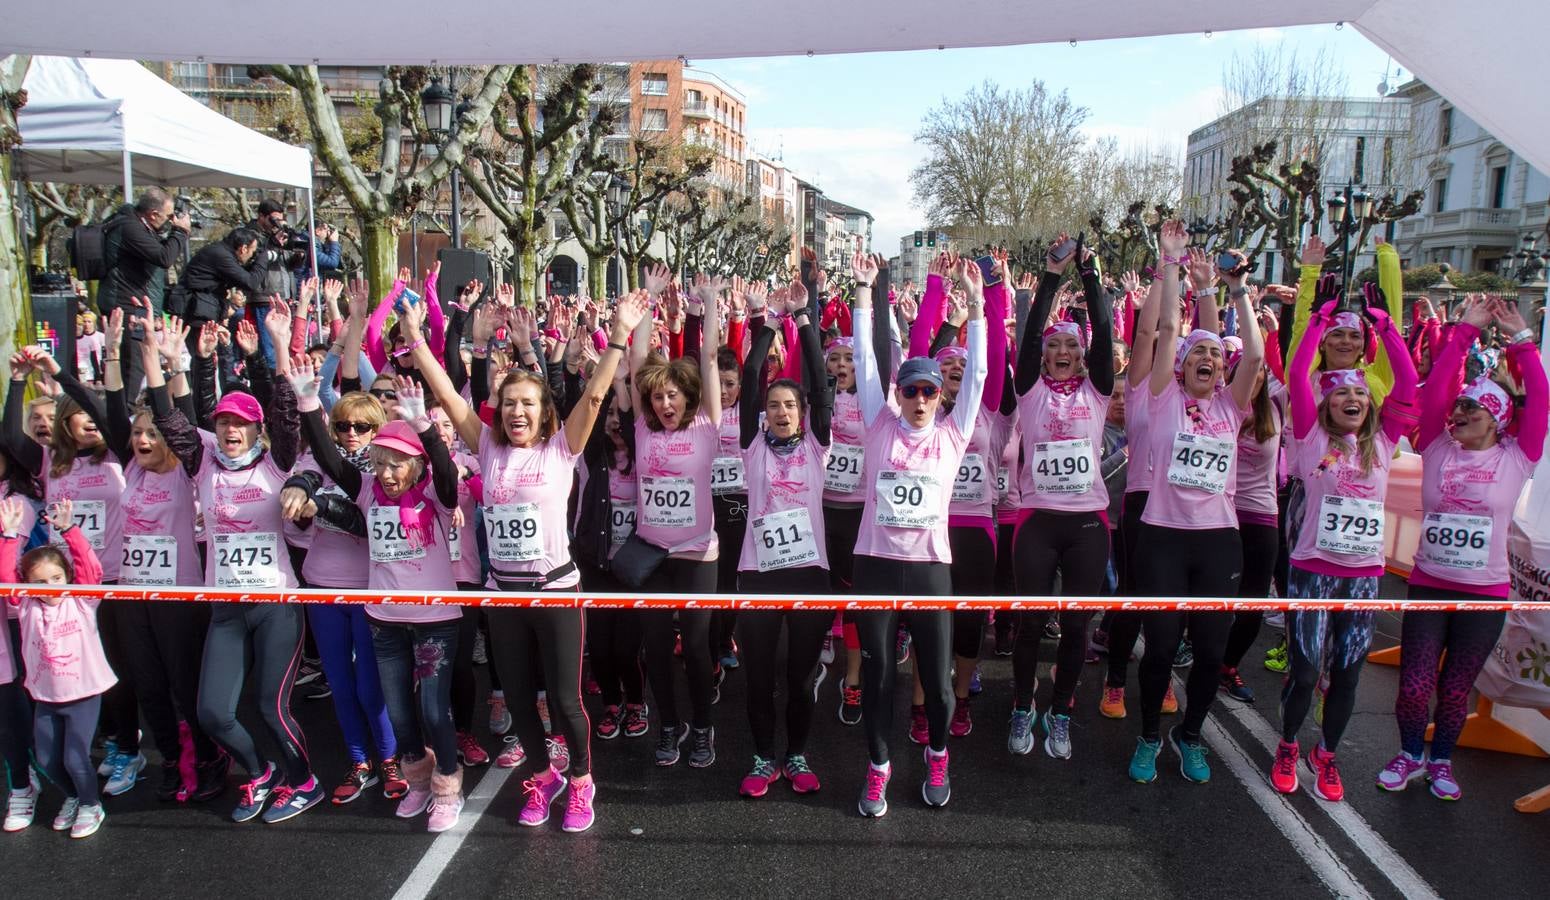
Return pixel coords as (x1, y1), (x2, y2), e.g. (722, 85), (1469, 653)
(306, 186), (320, 339)
(121, 151), (133, 198)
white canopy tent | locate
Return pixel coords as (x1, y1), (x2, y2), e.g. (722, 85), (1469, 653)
(15, 56), (313, 192)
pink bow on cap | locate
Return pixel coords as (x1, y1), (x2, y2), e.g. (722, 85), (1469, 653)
(1318, 368), (1368, 402)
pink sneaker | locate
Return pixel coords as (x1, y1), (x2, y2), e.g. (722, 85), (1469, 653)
(517, 770), (567, 827)
(547, 735), (571, 774)
(395, 785), (431, 818)
(426, 769), (464, 833)
(1426, 759), (1462, 800)
(949, 698), (973, 737)
(562, 777), (596, 833)
(783, 755), (820, 794)
(908, 705), (929, 745)
(1375, 752), (1425, 792)
(496, 738), (526, 769)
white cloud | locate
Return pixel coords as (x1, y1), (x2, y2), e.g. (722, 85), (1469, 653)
(1083, 84), (1226, 159)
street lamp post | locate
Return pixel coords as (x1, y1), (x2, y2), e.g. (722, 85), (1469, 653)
(420, 74), (470, 249)
(1325, 181), (1374, 311)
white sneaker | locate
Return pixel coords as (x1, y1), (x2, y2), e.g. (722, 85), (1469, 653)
(5, 771), (40, 832)
(488, 694), (512, 735)
(820, 633), (836, 665)
(51, 797), (80, 831)
(70, 803), (105, 838)
(105, 752), (147, 796)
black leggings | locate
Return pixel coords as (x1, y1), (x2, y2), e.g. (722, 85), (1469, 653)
(1134, 523), (1242, 742)
(1013, 510), (1110, 713)
(197, 603), (311, 784)
(114, 599), (218, 765)
(1224, 521), (1279, 668)
(641, 557), (718, 729)
(2, 619), (34, 789)
(451, 595), (481, 734)
(949, 526), (997, 661)
(737, 567), (833, 758)
(486, 607), (592, 777)
(854, 555), (953, 764)
(35, 695), (102, 805)
(95, 598), (142, 754)
(823, 505), (862, 591)
(1104, 492), (1148, 689)
(712, 495), (747, 660)
(581, 564), (644, 708)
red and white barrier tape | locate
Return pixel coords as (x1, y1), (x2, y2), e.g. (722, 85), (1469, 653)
(0, 584), (1534, 611)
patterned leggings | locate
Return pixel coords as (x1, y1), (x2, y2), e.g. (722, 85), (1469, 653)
(1396, 585), (1505, 760)
(1282, 566), (1378, 751)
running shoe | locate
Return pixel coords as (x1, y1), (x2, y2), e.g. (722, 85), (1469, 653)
(1161, 682), (1180, 715)
(380, 756), (409, 799)
(711, 665), (724, 705)
(1375, 752), (1426, 792)
(1042, 712), (1073, 760)
(1426, 759), (1461, 801)
(489, 693), (512, 735)
(192, 752), (231, 803)
(51, 797), (80, 831)
(655, 723), (688, 767)
(968, 666), (983, 697)
(69, 803), (104, 839)
(96, 740), (119, 778)
(1168, 726), (1211, 784)
(1129, 738), (1162, 784)
(623, 703), (650, 739)
(104, 751), (146, 796)
(472, 628), (488, 665)
(426, 784), (464, 834)
(584, 674), (601, 696)
(547, 735), (571, 774)
(303, 681), (333, 701)
(156, 760), (182, 802)
(496, 737), (528, 769)
(820, 633), (836, 665)
(1270, 740), (1300, 794)
(562, 778), (596, 833)
(518, 772), (568, 827)
(1085, 645), (1101, 664)
(1173, 639), (1194, 669)
(596, 705), (624, 741)
(295, 660), (324, 686)
(1099, 686), (1127, 719)
(838, 682), (863, 726)
(739, 756), (780, 798)
(331, 761), (379, 805)
(1305, 744), (1343, 802)
(783, 755), (820, 794)
(812, 662), (829, 702)
(4, 770), (40, 832)
(921, 748), (951, 808)
(950, 697), (974, 738)
(1044, 617), (1061, 640)
(537, 692), (552, 735)
(1264, 637), (1289, 674)
(895, 627), (911, 666)
(262, 777), (325, 823)
(1219, 667), (1255, 703)
(1007, 707), (1035, 755)
(230, 765), (281, 823)
(858, 763), (890, 818)
(688, 726), (716, 769)
(458, 732), (490, 767)
(908, 704), (929, 745)
(720, 638), (740, 670)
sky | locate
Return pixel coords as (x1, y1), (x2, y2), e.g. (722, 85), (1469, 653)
(696, 25), (1398, 255)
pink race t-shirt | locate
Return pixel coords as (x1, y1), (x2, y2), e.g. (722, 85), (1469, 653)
(633, 411), (719, 559)
(46, 456), (126, 582)
(1122, 380), (1154, 497)
(994, 420), (1023, 526)
(120, 462), (203, 586)
(738, 431), (830, 574)
(1018, 378), (1111, 514)
(478, 429), (582, 588)
(1410, 437), (1534, 595)
(448, 450), (483, 586)
(1288, 428), (1397, 577)
(948, 408), (1013, 525)
(853, 413), (971, 564)
(606, 463), (638, 560)
(360, 482), (459, 623)
(293, 455), (369, 590)
(823, 391), (867, 506)
(1141, 380), (1247, 531)
(195, 433), (300, 590)
(713, 405), (747, 497)
(1233, 422), (1281, 524)
(17, 595), (117, 703)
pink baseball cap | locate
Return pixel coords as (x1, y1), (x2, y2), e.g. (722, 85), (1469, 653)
(371, 420), (425, 458)
(213, 392), (264, 425)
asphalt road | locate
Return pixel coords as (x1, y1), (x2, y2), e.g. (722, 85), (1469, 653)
(7, 611), (1547, 900)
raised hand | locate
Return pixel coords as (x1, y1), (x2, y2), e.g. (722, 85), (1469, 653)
(1158, 221), (1188, 259)
(1301, 235), (1327, 267)
(690, 273), (727, 307)
(394, 376), (427, 422)
(346, 280), (369, 321)
(507, 305), (536, 350)
(1490, 296), (1529, 335)
(495, 282), (516, 310)
(396, 266), (412, 285)
(286, 354), (323, 410)
(1414, 296), (1436, 322)
(1016, 271), (1037, 292)
(945, 292), (968, 328)
(105, 307), (126, 350)
(1186, 248), (1218, 293)
(398, 291), (428, 340)
(955, 257), (985, 301)
(1120, 270), (1142, 294)
(196, 321), (221, 359)
(159, 315), (191, 366)
(745, 281), (769, 314)
(0, 496), (23, 535)
(929, 252), (953, 279)
(610, 291), (649, 339)
(235, 319), (260, 357)
(322, 278), (344, 309)
(297, 276), (318, 319)
(662, 284), (683, 322)
(45, 498), (74, 534)
(264, 297), (293, 346)
(897, 292), (919, 323)
(1461, 293), (1493, 330)
(851, 251), (879, 286)
(643, 262), (673, 296)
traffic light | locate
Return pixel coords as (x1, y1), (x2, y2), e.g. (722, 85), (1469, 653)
(927, 232), (937, 248)
(913, 230), (923, 248)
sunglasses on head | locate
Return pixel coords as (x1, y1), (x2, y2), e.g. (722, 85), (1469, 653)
(370, 389), (397, 401)
(332, 421), (375, 435)
(900, 384), (939, 400)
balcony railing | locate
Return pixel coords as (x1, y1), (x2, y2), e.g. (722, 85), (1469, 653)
(683, 100), (710, 118)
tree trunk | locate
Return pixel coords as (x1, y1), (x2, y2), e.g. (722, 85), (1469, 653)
(518, 242), (540, 308)
(622, 254), (640, 291)
(1, 54), (34, 400)
(360, 218), (399, 302)
(586, 251), (607, 300)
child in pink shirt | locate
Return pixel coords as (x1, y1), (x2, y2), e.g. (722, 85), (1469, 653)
(1, 497), (110, 838)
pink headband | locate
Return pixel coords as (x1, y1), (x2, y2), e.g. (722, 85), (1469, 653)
(1043, 321), (1087, 350)
(824, 337), (853, 354)
(1222, 335), (1245, 372)
(1458, 376), (1513, 429)
(1328, 312), (1363, 334)
(1318, 368), (1368, 402)
(1174, 329), (1223, 375)
(934, 345), (967, 364)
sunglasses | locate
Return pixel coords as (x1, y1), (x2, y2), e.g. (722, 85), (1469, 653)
(370, 389), (398, 401)
(900, 384), (939, 400)
(332, 421), (376, 435)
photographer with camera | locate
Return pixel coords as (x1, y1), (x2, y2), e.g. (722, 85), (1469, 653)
(97, 187), (192, 391)
(246, 199), (311, 367)
(179, 227), (269, 390)
(298, 222), (343, 283)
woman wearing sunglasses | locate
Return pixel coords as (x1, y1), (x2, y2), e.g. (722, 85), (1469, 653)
(850, 252), (986, 817)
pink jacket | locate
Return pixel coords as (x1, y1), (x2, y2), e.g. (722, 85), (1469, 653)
(3, 527), (114, 703)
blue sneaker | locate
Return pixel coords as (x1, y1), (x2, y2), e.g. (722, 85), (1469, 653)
(261, 777), (325, 823)
(1129, 738), (1162, 783)
(1168, 726), (1211, 783)
(968, 666), (983, 697)
(231, 766), (281, 823)
(1007, 708), (1035, 756)
(95, 741), (120, 778)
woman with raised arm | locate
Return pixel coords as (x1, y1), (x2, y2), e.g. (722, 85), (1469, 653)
(1269, 280), (1418, 803)
(1007, 235), (1112, 761)
(408, 287), (646, 834)
(1379, 296), (1543, 801)
(149, 300), (321, 824)
(625, 265), (725, 771)
(850, 252), (986, 817)
(1127, 221), (1264, 787)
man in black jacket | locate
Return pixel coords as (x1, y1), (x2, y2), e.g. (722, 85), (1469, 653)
(180, 227), (268, 391)
(99, 187), (191, 392)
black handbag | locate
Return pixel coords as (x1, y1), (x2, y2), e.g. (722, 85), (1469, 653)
(608, 533), (669, 589)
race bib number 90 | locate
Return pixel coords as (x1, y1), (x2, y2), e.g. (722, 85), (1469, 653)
(875, 471), (942, 530)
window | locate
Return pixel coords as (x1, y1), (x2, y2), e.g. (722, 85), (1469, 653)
(642, 73), (668, 96)
(1433, 177), (1448, 213)
(1381, 138), (1394, 183)
(1491, 166), (1508, 209)
(1439, 107), (1453, 147)
(1353, 136), (1366, 182)
(642, 108), (668, 131)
